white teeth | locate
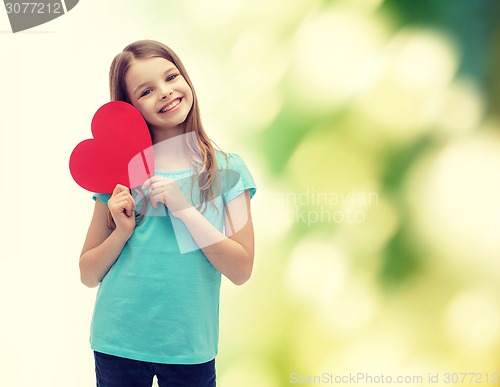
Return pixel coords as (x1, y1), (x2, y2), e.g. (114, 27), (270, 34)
(160, 99), (180, 112)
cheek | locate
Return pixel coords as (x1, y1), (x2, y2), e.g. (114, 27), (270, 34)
(186, 89), (194, 108)
(182, 82), (194, 103)
(135, 101), (153, 117)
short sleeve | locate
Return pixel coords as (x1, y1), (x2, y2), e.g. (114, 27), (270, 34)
(221, 153), (257, 204)
(92, 193), (111, 205)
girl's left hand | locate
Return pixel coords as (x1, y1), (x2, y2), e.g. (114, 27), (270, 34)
(142, 176), (192, 219)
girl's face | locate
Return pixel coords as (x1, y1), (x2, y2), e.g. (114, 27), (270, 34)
(125, 57), (194, 136)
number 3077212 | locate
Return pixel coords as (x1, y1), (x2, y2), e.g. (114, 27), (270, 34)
(5, 2), (62, 14)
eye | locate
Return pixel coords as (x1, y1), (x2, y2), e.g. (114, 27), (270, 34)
(141, 89), (152, 97)
(166, 74), (178, 82)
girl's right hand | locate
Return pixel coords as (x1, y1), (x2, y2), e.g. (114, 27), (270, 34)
(108, 184), (136, 239)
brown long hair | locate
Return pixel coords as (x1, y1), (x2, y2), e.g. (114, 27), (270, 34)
(106, 40), (224, 228)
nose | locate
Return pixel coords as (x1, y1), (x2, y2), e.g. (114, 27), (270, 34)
(160, 84), (173, 99)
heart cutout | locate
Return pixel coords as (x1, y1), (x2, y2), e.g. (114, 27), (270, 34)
(69, 101), (154, 193)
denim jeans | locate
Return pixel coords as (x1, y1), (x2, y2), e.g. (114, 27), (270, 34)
(94, 351), (216, 387)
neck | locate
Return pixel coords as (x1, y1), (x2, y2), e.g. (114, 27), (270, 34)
(152, 131), (198, 170)
(151, 124), (184, 144)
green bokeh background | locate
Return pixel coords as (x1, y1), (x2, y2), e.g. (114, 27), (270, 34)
(170, 0), (500, 385)
(2, 0), (500, 386)
(93, 0), (500, 385)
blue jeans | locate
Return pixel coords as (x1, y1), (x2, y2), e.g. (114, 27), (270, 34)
(94, 351), (216, 387)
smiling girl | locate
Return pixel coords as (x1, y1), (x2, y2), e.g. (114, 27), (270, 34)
(79, 40), (256, 387)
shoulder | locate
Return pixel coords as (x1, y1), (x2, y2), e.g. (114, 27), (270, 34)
(93, 192), (111, 205)
(215, 150), (257, 200)
(215, 150), (248, 171)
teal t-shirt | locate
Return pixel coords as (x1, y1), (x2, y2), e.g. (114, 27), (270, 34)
(89, 152), (256, 364)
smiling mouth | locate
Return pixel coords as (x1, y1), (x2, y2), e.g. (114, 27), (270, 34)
(159, 98), (182, 113)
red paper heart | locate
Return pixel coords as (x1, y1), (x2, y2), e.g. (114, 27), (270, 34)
(69, 101), (154, 193)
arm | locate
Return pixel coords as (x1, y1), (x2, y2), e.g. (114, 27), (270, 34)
(79, 185), (135, 288)
(178, 190), (254, 285)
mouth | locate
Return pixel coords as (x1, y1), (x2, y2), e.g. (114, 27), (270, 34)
(158, 98), (182, 113)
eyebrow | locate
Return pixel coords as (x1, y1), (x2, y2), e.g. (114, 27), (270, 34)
(133, 67), (177, 96)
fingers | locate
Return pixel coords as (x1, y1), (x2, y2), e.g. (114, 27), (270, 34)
(149, 189), (166, 209)
(109, 186), (135, 217)
(112, 183), (130, 196)
(113, 196), (135, 217)
(149, 183), (166, 197)
(142, 176), (159, 191)
(142, 176), (174, 191)
(149, 184), (164, 209)
(142, 177), (174, 209)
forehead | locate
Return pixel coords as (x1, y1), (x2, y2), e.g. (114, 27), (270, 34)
(125, 57), (177, 87)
